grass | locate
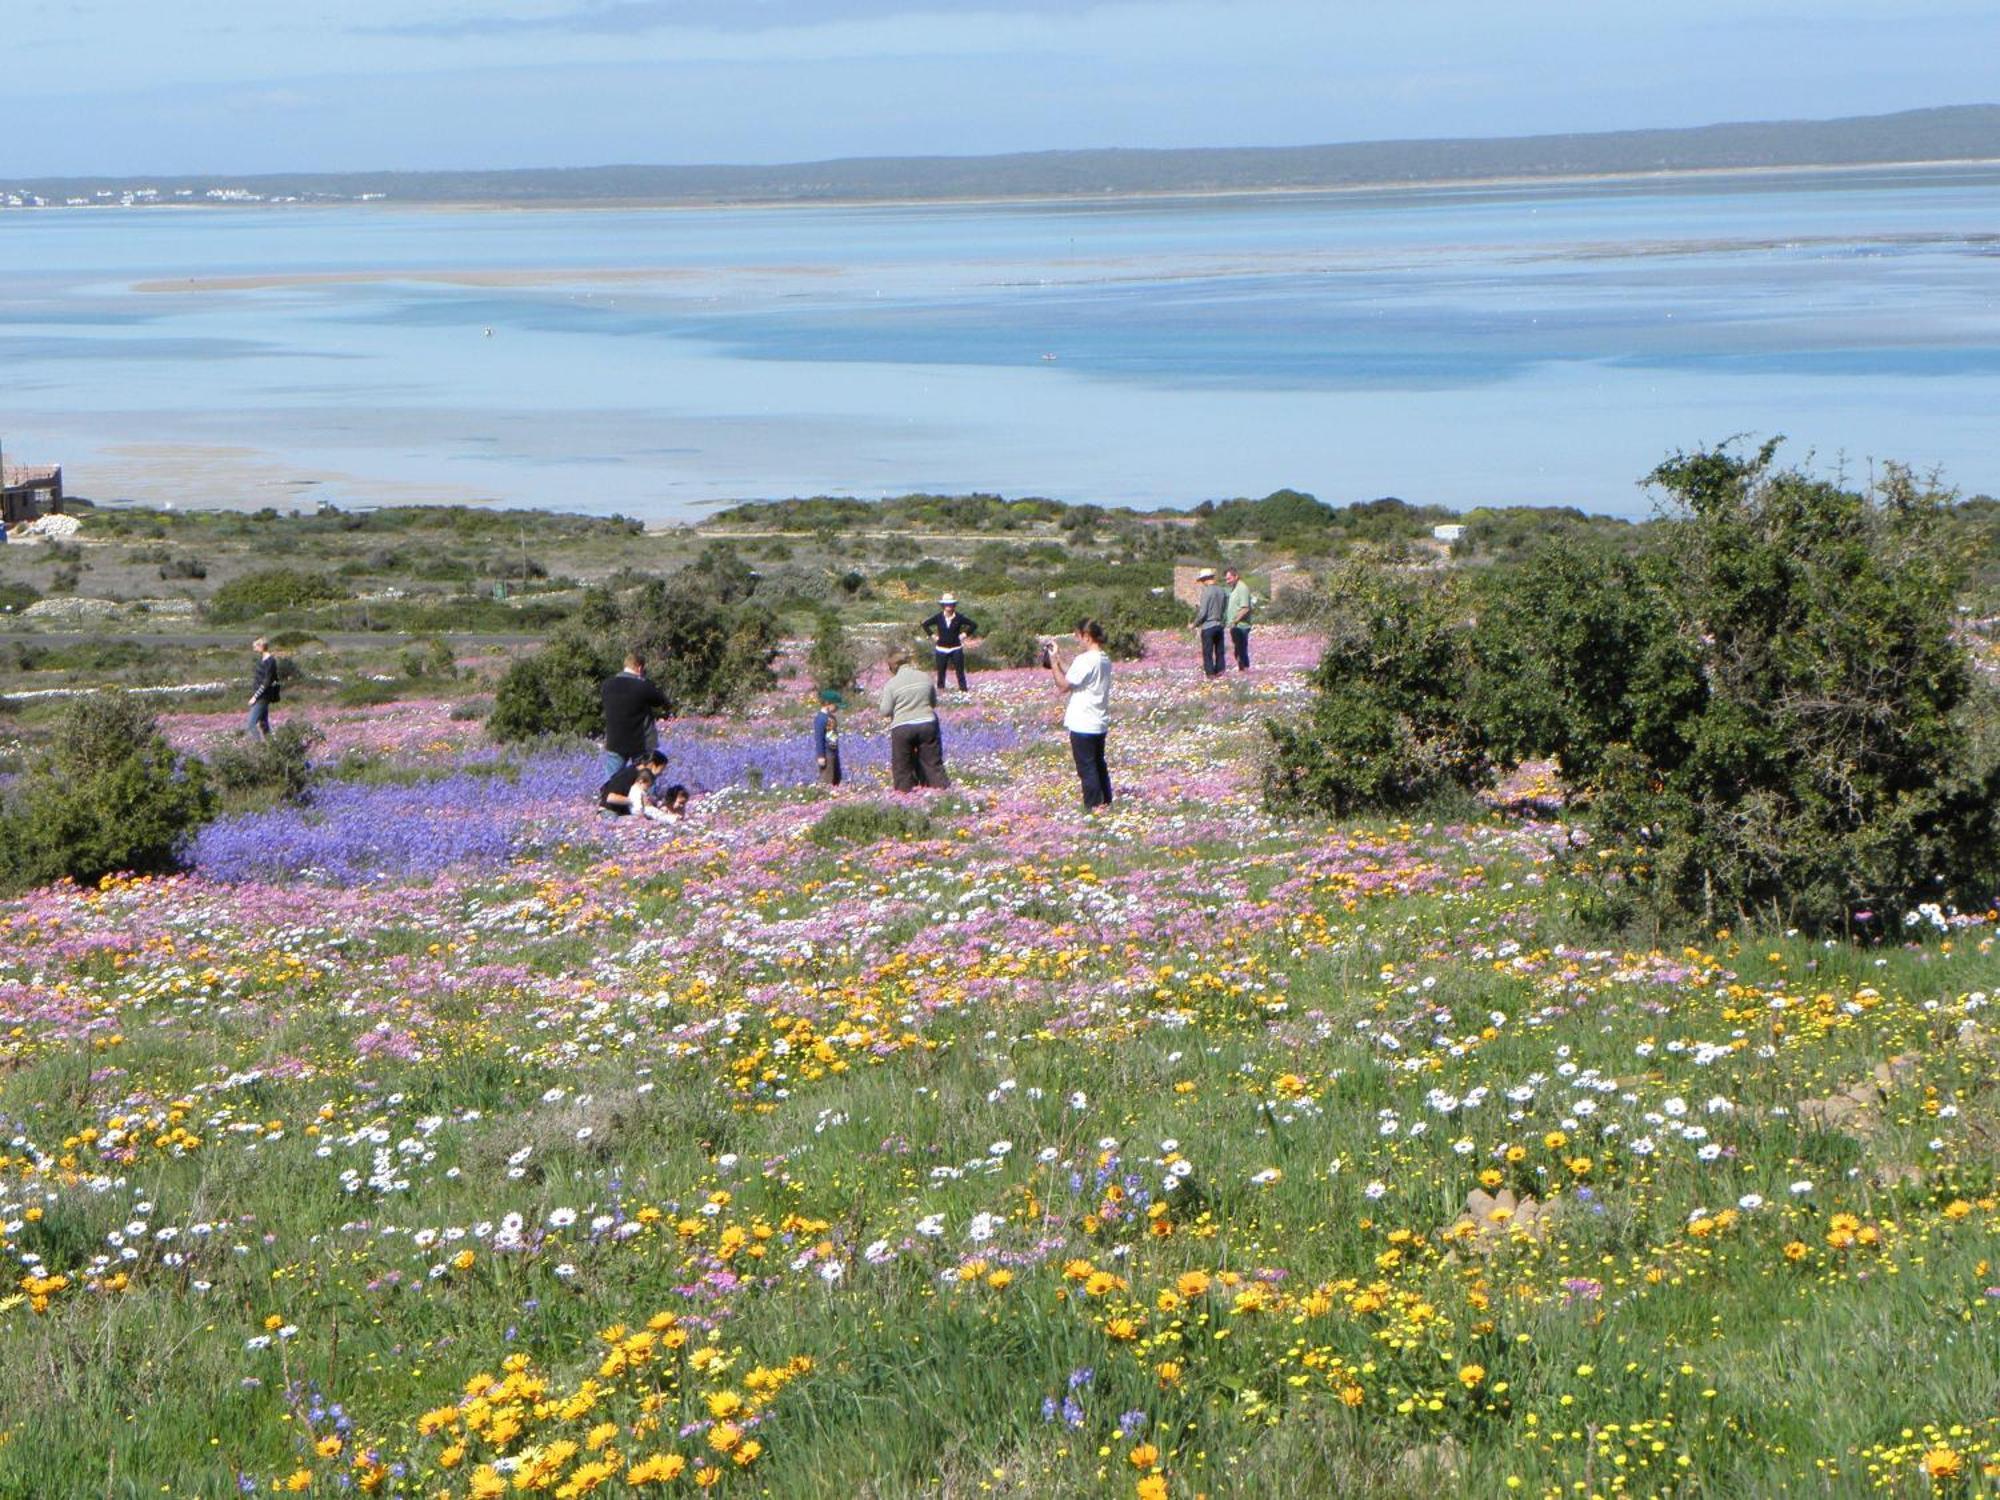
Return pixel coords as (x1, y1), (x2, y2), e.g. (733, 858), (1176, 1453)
(0, 667), (1995, 1499)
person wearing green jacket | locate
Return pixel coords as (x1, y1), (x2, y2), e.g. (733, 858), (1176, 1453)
(1225, 566), (1254, 672)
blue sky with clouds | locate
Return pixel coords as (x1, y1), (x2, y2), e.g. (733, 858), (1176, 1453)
(11, 0), (1998, 176)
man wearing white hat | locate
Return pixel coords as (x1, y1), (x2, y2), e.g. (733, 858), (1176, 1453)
(1189, 567), (1229, 678)
(922, 594), (981, 693)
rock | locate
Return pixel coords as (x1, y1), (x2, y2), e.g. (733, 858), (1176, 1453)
(1446, 1187), (1554, 1253)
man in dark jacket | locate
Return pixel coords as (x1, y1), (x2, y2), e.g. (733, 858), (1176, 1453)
(600, 652), (671, 780)
(921, 595), (980, 693)
(247, 637), (280, 738)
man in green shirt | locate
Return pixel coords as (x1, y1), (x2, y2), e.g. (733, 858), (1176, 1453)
(1225, 567), (1254, 672)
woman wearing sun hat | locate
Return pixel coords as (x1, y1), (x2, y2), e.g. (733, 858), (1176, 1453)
(921, 594), (981, 693)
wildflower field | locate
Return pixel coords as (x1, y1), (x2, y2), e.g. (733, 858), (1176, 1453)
(1, 631), (1995, 1498)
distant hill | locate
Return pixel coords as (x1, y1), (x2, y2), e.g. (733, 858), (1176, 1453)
(8, 105), (1998, 209)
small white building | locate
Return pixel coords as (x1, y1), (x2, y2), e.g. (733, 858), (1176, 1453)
(1432, 523), (1466, 544)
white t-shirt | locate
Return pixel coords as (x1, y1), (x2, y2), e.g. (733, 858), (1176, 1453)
(1063, 648), (1112, 735)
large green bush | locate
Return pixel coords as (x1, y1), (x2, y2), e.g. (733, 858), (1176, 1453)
(488, 560), (782, 742)
(1262, 565), (1489, 817)
(0, 693), (215, 892)
(489, 632), (616, 742)
(1268, 444), (2000, 931)
(806, 610), (860, 694)
(206, 568), (344, 624)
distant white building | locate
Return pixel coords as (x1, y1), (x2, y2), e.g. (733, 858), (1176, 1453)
(1432, 523), (1466, 543)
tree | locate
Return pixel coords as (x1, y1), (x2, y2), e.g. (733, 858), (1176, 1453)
(806, 610), (860, 695)
(0, 693), (215, 892)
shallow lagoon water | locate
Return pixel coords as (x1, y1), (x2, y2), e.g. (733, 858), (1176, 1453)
(3, 166), (1998, 517)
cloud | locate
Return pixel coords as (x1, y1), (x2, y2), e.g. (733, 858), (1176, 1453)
(371, 0), (1096, 39)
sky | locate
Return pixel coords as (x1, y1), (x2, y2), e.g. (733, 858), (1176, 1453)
(9, 0), (1999, 177)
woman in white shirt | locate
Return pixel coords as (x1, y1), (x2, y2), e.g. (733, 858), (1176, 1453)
(1046, 618), (1113, 812)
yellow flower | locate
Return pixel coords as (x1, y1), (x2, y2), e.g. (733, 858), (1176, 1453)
(986, 1268), (1014, 1290)
(705, 1391), (743, 1420)
(1176, 1271), (1211, 1298)
(1458, 1364), (1485, 1389)
(707, 1422), (742, 1454)
(314, 1436), (342, 1459)
(1156, 1361), (1183, 1387)
(1923, 1446), (1964, 1480)
(1136, 1476), (1169, 1500)
(1129, 1442), (1160, 1470)
(732, 1440), (763, 1468)
(585, 1421), (620, 1452)
(1782, 1240), (1810, 1262)
(627, 1453), (688, 1485)
(1942, 1199), (1973, 1221)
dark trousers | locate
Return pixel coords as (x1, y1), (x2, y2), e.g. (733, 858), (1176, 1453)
(1230, 626), (1251, 671)
(934, 649), (967, 691)
(1200, 626), (1226, 676)
(1069, 730), (1112, 810)
(819, 750), (843, 786)
(890, 721), (948, 792)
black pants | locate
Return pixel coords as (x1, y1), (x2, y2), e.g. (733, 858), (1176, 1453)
(1200, 626), (1226, 676)
(890, 721), (948, 792)
(1230, 626), (1251, 671)
(819, 749), (843, 786)
(1069, 730), (1112, 810)
(934, 649), (967, 691)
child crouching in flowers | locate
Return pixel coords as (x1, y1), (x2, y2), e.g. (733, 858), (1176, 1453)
(598, 752), (674, 823)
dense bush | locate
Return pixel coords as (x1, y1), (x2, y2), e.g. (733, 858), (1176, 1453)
(0, 693), (214, 892)
(488, 558), (781, 742)
(1262, 565), (1489, 817)
(0, 580), (41, 613)
(204, 721), (324, 803)
(1268, 443), (2000, 931)
(1582, 445), (2000, 930)
(489, 633), (614, 742)
(806, 610), (860, 694)
(206, 568), (344, 623)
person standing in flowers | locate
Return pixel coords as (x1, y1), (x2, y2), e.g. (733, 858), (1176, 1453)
(813, 688), (845, 786)
(599, 651), (670, 781)
(1190, 567), (1229, 678)
(922, 594), (981, 694)
(877, 647), (948, 792)
(246, 637), (281, 738)
(1047, 618), (1113, 812)
(1225, 565), (1254, 672)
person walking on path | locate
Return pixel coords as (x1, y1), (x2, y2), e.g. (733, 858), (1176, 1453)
(922, 595), (981, 693)
(813, 688), (845, 786)
(878, 647), (949, 792)
(1225, 566), (1254, 672)
(599, 652), (670, 782)
(1048, 618), (1114, 812)
(246, 638), (280, 738)
(1190, 568), (1229, 678)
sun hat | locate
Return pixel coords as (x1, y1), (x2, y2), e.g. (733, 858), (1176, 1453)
(939, 593), (958, 605)
(1196, 567), (1216, 580)
(818, 688), (844, 706)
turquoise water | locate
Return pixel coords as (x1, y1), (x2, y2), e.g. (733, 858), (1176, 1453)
(3, 166), (1998, 517)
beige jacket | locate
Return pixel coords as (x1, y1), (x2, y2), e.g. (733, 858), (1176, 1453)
(877, 665), (939, 727)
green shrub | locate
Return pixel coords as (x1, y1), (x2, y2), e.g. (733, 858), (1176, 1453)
(157, 556), (208, 581)
(334, 677), (403, 708)
(0, 581), (40, 613)
(0, 693), (215, 892)
(807, 802), (938, 849)
(204, 722), (323, 802)
(806, 610), (860, 694)
(1579, 445), (2000, 931)
(489, 634), (616, 743)
(1269, 442), (2000, 932)
(1263, 565), (1488, 817)
(401, 637), (456, 680)
(206, 568), (343, 624)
